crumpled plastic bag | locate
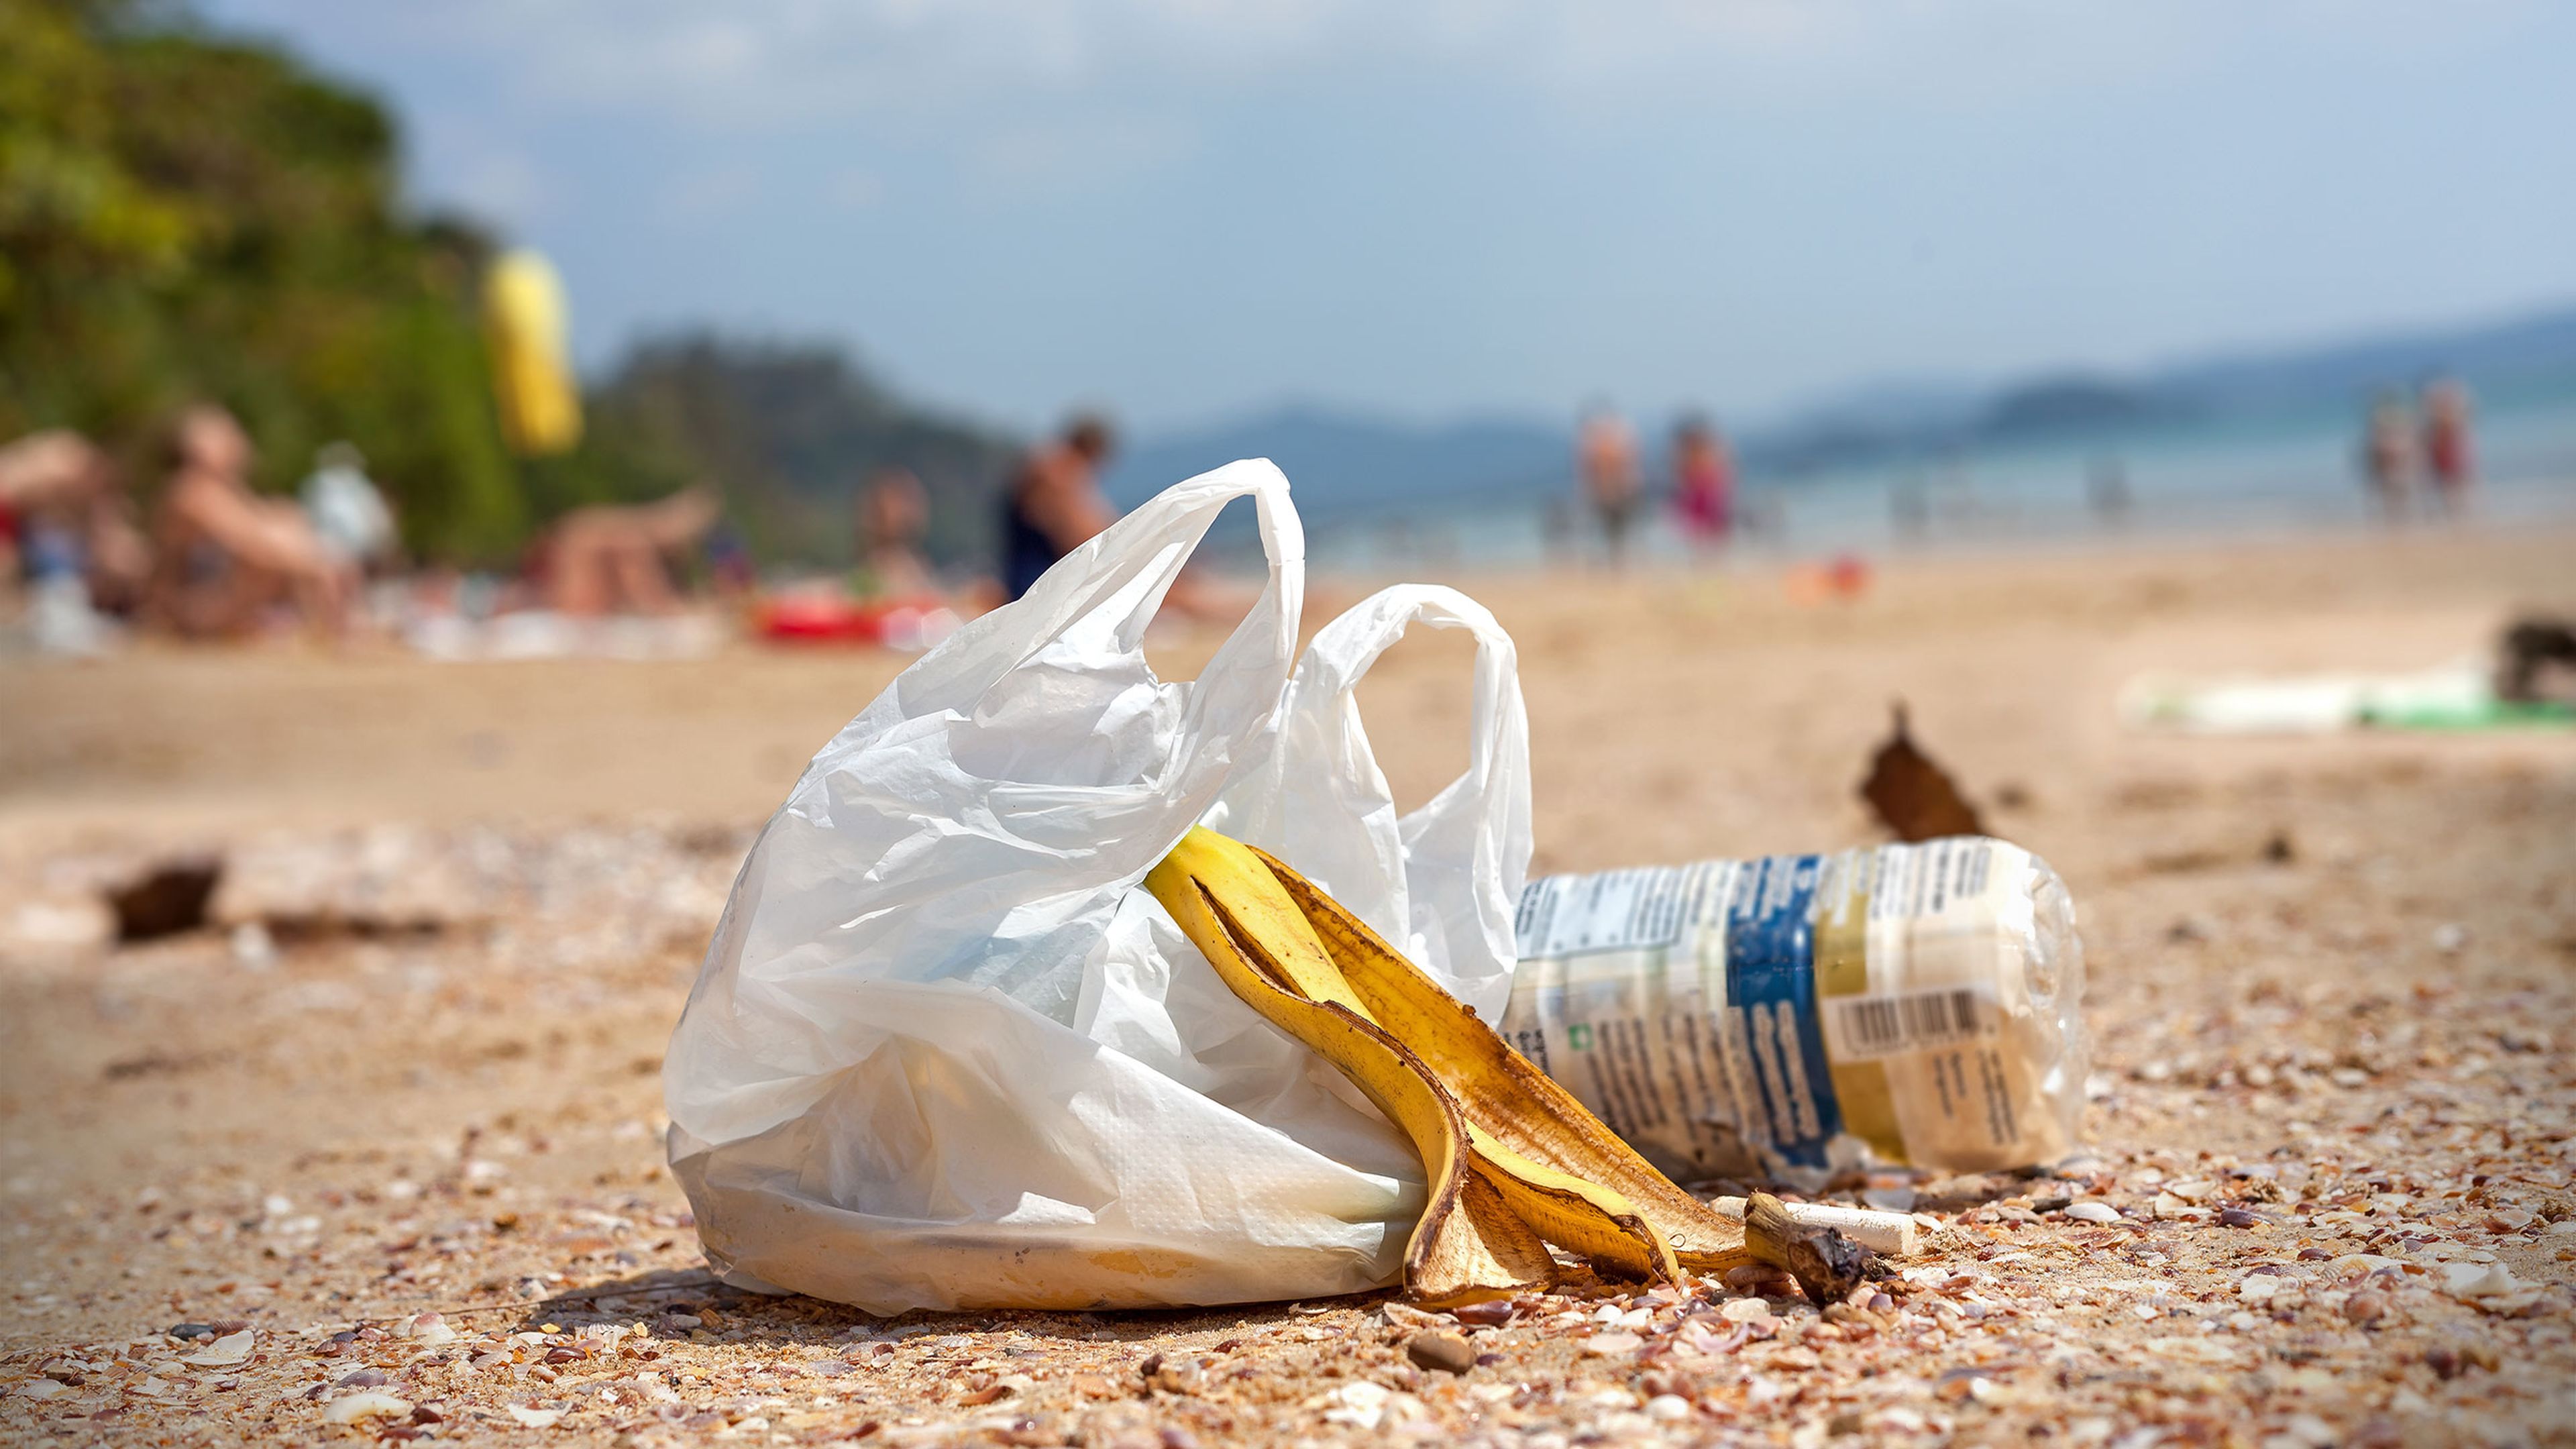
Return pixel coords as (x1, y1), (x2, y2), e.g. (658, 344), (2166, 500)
(663, 461), (1533, 1313)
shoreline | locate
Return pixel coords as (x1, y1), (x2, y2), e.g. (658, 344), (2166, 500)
(1291, 491), (2576, 583)
(5, 521), (2569, 853)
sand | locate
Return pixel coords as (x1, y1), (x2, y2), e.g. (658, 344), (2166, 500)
(2, 525), (2573, 1446)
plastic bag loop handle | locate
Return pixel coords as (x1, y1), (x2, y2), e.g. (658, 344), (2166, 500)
(1295, 583), (1527, 849)
(887, 458), (1305, 748)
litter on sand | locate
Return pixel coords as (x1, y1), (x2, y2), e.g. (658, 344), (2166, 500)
(2121, 617), (2576, 734)
(665, 468), (2064, 1316)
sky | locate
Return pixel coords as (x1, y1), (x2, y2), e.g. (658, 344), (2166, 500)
(203, 0), (2576, 434)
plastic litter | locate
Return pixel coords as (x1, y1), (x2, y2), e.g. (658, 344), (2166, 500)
(1501, 837), (2087, 1179)
(663, 462), (1536, 1313)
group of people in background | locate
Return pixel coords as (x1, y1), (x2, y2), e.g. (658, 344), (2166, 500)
(1574, 405), (1738, 566)
(10, 378), (2498, 650)
(1569, 374), (2486, 566)
(2362, 377), (2477, 521)
(0, 407), (366, 647)
(0, 400), (1157, 655)
(835, 413), (1121, 612)
(0, 403), (736, 651)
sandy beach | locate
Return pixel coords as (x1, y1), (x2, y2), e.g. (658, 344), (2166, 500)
(3, 525), (2573, 1446)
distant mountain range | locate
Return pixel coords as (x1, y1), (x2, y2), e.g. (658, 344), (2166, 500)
(1106, 303), (2576, 518)
(586, 334), (1018, 566)
(1106, 405), (1568, 523)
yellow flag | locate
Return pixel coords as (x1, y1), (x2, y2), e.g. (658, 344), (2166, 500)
(482, 249), (583, 456)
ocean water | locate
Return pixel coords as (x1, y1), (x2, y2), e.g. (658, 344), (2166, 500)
(1295, 384), (2576, 573)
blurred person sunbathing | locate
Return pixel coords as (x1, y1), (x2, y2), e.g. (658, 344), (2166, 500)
(531, 485), (720, 617)
(0, 429), (151, 611)
(146, 406), (354, 638)
(855, 466), (936, 600)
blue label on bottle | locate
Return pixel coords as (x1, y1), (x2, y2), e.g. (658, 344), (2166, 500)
(1723, 854), (1843, 1169)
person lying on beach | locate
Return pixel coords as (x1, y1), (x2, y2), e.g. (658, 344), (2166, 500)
(0, 431), (106, 564)
(146, 407), (355, 639)
(855, 467), (936, 600)
(0, 429), (152, 611)
(529, 486), (720, 617)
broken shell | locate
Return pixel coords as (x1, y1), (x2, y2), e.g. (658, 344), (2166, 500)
(322, 1392), (414, 1424)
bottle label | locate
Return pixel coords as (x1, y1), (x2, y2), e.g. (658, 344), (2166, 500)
(1719, 854), (1841, 1169)
(1503, 860), (1744, 1174)
(1501, 839), (2074, 1178)
(1821, 986), (1996, 1062)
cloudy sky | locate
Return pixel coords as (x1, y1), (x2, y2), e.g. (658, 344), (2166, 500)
(205, 1), (2576, 431)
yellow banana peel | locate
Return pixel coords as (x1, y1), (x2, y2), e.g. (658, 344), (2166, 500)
(1144, 826), (1752, 1302)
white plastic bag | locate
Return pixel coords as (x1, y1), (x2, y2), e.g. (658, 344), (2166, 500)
(1206, 582), (1532, 1024)
(664, 462), (1534, 1314)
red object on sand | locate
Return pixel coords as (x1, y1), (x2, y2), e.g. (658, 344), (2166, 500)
(1827, 553), (1872, 598)
(755, 594), (950, 646)
(757, 595), (887, 643)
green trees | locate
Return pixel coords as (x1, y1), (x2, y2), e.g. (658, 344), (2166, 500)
(1, 1), (1018, 568)
(1, 0), (525, 559)
(577, 336), (1016, 568)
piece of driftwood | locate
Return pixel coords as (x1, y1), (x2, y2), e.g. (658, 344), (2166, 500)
(1741, 1191), (1875, 1302)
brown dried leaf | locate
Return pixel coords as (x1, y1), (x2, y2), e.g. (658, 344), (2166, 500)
(106, 858), (223, 942)
(1858, 702), (1986, 842)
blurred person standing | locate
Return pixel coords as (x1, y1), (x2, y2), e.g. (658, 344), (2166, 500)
(2359, 390), (2417, 522)
(147, 406), (356, 638)
(2087, 456), (2132, 528)
(1890, 471), (1930, 541)
(1577, 405), (1643, 566)
(1000, 415), (1117, 602)
(1670, 414), (1736, 555)
(2420, 378), (2475, 519)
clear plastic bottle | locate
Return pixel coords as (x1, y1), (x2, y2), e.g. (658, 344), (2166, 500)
(1500, 837), (2086, 1181)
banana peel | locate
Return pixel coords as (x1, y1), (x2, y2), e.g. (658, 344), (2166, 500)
(1144, 826), (1752, 1302)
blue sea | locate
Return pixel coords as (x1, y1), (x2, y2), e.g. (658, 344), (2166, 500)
(1291, 382), (2576, 573)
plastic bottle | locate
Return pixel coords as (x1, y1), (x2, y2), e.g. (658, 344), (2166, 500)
(1500, 837), (2086, 1181)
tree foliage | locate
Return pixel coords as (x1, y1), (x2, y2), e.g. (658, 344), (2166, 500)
(0, 0), (527, 559)
(578, 335), (1017, 568)
(1, 1), (1022, 568)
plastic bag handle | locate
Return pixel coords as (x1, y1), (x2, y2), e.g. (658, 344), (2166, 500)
(1288, 584), (1532, 1014)
(875, 458), (1305, 758)
(1295, 585), (1528, 855)
(668, 462), (1305, 1148)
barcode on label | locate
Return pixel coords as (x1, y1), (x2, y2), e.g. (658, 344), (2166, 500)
(1825, 988), (1992, 1062)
